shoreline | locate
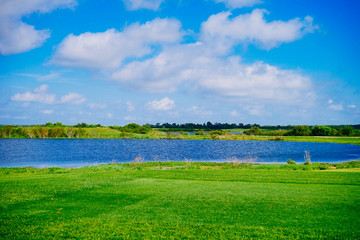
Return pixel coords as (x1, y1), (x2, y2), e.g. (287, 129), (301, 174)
(1, 160), (359, 171)
(1, 135), (360, 145)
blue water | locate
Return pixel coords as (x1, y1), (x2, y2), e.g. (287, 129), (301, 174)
(0, 139), (359, 168)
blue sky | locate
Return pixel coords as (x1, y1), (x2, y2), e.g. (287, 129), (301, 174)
(0, 0), (359, 126)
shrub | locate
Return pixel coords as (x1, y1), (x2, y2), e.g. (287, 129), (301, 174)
(121, 123), (152, 134)
(245, 126), (262, 135)
(287, 125), (311, 136)
(311, 125), (333, 136)
(287, 159), (296, 165)
(340, 126), (354, 136)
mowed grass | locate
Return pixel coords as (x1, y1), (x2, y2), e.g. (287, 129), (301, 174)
(1, 163), (360, 239)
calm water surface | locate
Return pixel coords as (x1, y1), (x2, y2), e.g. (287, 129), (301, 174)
(0, 139), (360, 167)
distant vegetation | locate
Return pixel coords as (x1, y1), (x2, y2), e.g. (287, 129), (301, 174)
(0, 122), (359, 144)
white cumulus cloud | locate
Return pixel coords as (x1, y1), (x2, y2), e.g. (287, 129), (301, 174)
(60, 93), (86, 104)
(51, 9), (317, 106)
(112, 44), (313, 105)
(0, 0), (77, 55)
(147, 97), (175, 111)
(123, 0), (164, 10)
(51, 18), (183, 69)
(11, 84), (56, 104)
(11, 84), (86, 105)
(201, 9), (318, 50)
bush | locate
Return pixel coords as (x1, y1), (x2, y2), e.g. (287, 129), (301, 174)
(245, 126), (262, 135)
(340, 126), (354, 136)
(287, 125), (311, 136)
(121, 123), (152, 134)
(209, 130), (224, 136)
(286, 159), (296, 165)
(311, 125), (333, 136)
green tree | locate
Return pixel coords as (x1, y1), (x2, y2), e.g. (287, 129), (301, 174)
(288, 125), (311, 136)
(245, 126), (262, 135)
(311, 125), (332, 136)
(75, 128), (87, 138)
(121, 123), (152, 134)
(45, 122), (54, 127)
(48, 127), (66, 138)
(55, 122), (64, 127)
(2, 125), (13, 138)
(340, 126), (354, 136)
(12, 127), (28, 138)
(32, 126), (49, 138)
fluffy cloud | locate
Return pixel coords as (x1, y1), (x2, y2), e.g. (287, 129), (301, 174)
(51, 18), (183, 68)
(11, 85), (56, 104)
(11, 84), (86, 105)
(328, 99), (344, 111)
(112, 43), (313, 104)
(147, 97), (175, 111)
(214, 0), (262, 9)
(201, 9), (318, 50)
(59, 93), (86, 104)
(123, 0), (164, 10)
(0, 0), (77, 55)
(52, 10), (317, 105)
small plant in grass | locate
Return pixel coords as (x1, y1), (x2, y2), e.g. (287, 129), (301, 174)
(134, 155), (144, 163)
(184, 157), (192, 164)
(287, 159), (296, 165)
(131, 155), (144, 169)
(318, 163), (329, 170)
(227, 156), (240, 166)
(184, 158), (199, 169)
(304, 151), (311, 165)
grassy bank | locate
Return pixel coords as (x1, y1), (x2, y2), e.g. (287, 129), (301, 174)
(1, 162), (360, 239)
(2, 125), (360, 145)
(80, 128), (360, 145)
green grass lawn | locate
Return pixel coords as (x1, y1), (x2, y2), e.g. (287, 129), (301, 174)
(1, 163), (360, 239)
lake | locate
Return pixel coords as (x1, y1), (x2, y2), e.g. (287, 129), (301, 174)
(0, 139), (360, 168)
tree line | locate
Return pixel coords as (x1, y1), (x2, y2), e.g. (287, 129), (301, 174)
(148, 122), (360, 131)
(244, 125), (359, 136)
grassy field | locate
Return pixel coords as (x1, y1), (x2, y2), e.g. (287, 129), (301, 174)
(84, 127), (360, 145)
(1, 162), (360, 239)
